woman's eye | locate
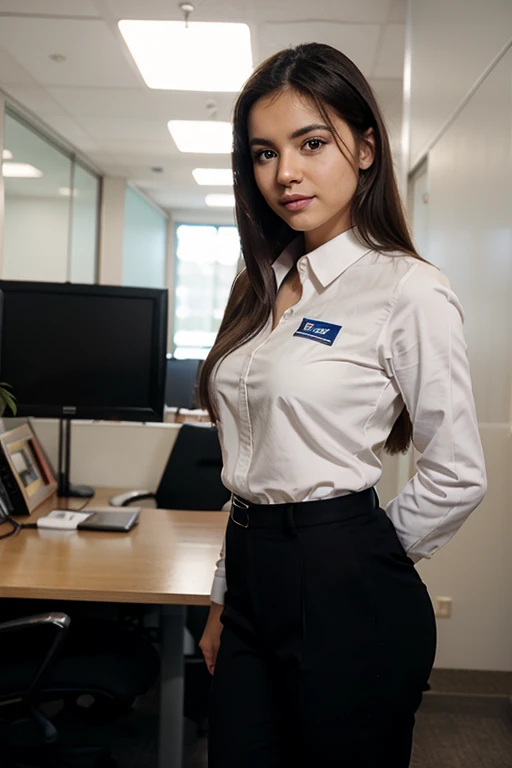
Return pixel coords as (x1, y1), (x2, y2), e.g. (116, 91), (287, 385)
(304, 138), (326, 151)
(254, 149), (276, 162)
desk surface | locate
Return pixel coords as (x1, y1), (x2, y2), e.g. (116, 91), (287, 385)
(0, 488), (228, 605)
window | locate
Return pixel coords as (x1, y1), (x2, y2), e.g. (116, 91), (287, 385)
(173, 224), (240, 359)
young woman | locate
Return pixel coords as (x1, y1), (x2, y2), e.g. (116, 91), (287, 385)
(198, 42), (487, 767)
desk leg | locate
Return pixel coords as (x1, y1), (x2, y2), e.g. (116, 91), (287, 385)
(159, 605), (186, 768)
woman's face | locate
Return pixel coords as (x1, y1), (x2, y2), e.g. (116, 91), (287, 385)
(247, 88), (375, 252)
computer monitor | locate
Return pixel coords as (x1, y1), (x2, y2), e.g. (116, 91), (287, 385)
(0, 281), (168, 422)
(165, 357), (202, 410)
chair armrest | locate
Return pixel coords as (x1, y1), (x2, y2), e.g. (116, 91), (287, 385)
(0, 612), (69, 635)
(0, 613), (70, 718)
(109, 490), (156, 507)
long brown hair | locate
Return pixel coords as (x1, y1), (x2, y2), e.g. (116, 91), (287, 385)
(198, 42), (429, 456)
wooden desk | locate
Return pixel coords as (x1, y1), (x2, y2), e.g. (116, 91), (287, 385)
(0, 487), (228, 768)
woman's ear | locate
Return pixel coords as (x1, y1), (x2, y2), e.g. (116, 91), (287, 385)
(359, 128), (375, 170)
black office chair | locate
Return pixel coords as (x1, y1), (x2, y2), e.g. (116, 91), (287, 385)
(0, 612), (70, 753)
(0, 610), (160, 767)
(112, 422), (231, 512)
(112, 423), (230, 732)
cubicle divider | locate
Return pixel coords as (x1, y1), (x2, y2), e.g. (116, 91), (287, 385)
(23, 419), (183, 492)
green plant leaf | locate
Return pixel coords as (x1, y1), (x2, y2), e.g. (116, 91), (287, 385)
(0, 390), (17, 416)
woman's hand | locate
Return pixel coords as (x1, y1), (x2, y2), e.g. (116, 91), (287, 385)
(199, 601), (224, 675)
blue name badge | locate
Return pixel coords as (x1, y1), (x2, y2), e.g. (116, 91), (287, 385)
(293, 317), (342, 346)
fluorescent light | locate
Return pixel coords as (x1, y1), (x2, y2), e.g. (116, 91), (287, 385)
(59, 187), (78, 197)
(118, 20), (252, 91)
(168, 121), (232, 153)
(2, 149), (13, 160)
(205, 194), (235, 208)
(2, 162), (43, 178)
(193, 168), (233, 186)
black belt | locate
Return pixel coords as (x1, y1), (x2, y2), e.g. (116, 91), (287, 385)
(229, 487), (379, 530)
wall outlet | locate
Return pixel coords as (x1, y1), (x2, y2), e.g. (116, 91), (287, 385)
(434, 596), (452, 618)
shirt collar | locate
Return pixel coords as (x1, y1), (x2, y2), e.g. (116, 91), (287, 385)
(271, 226), (373, 289)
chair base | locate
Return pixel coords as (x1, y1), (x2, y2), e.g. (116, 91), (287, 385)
(0, 743), (117, 768)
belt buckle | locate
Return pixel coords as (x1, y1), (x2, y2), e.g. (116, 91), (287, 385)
(231, 495), (249, 528)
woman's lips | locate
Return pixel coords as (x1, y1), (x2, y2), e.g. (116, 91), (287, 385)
(282, 197), (315, 211)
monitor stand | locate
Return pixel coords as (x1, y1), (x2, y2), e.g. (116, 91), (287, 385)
(57, 417), (95, 499)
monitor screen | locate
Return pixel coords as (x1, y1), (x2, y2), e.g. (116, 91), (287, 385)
(165, 357), (202, 409)
(0, 281), (168, 422)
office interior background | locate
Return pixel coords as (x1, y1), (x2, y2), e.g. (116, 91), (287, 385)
(0, 0), (510, 756)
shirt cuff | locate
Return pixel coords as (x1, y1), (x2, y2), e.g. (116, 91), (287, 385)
(210, 574), (227, 605)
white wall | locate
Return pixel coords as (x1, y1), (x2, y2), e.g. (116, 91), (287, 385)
(408, 0), (512, 170)
(405, 1), (512, 671)
(3, 196), (69, 281)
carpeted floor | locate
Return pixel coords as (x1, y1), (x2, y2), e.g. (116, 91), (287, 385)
(30, 669), (512, 767)
(102, 669), (512, 768)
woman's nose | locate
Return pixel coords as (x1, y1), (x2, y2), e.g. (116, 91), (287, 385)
(276, 151), (303, 186)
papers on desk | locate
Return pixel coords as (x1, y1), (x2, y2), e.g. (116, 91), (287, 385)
(37, 510), (93, 530)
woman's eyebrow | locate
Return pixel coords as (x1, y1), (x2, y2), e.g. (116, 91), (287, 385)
(249, 123), (330, 148)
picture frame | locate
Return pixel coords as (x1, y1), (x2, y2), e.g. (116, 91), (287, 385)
(0, 423), (57, 516)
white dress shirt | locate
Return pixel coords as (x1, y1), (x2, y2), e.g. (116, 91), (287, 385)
(210, 226), (487, 605)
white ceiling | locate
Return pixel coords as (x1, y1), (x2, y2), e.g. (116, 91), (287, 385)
(0, 0), (407, 212)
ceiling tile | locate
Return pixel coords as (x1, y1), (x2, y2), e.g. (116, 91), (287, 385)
(3, 84), (68, 116)
(105, 0), (249, 23)
(92, 138), (176, 156)
(372, 24), (405, 78)
(42, 115), (102, 151)
(150, 188), (218, 211)
(257, 22), (381, 77)
(78, 117), (172, 142)
(0, 46), (36, 85)
(0, 18), (141, 88)
(254, 0), (393, 24)
(47, 87), (236, 121)
(0, 0), (100, 14)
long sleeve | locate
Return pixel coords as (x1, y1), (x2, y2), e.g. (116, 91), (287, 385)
(210, 530), (227, 604)
(210, 501), (230, 605)
(381, 263), (487, 564)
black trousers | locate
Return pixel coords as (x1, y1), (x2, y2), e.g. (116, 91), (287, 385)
(208, 487), (437, 767)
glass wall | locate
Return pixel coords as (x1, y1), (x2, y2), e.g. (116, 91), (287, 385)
(70, 163), (100, 284)
(122, 186), (167, 289)
(173, 223), (240, 359)
(2, 111), (100, 283)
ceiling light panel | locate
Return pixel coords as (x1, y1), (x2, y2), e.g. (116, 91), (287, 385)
(192, 168), (233, 186)
(2, 150), (13, 160)
(205, 194), (235, 208)
(169, 121), (232, 153)
(118, 20), (253, 91)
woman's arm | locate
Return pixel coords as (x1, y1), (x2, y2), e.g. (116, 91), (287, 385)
(201, 518), (228, 674)
(379, 262), (487, 563)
